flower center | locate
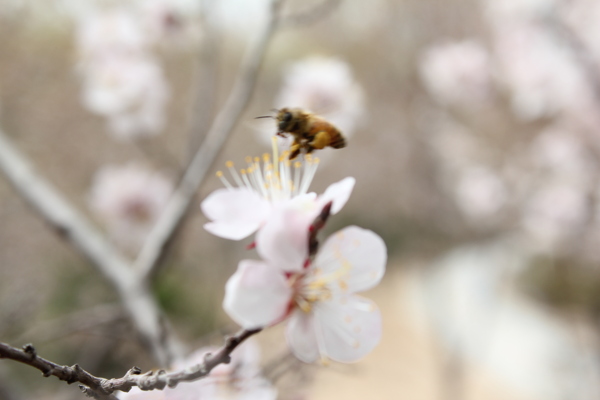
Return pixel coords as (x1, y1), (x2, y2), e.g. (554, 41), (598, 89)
(292, 261), (352, 313)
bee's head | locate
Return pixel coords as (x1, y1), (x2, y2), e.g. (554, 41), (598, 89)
(255, 108), (299, 132)
(275, 108), (295, 131)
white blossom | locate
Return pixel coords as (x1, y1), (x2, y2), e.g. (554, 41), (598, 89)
(224, 222), (386, 364)
(201, 146), (354, 240)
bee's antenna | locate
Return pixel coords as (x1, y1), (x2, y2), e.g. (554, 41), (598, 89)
(270, 108), (279, 113)
(255, 115), (274, 119)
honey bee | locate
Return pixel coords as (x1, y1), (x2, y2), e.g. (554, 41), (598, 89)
(257, 108), (346, 160)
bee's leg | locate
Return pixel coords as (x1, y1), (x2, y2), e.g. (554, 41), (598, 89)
(276, 131), (286, 137)
(308, 131), (331, 150)
(289, 143), (302, 160)
(288, 137), (303, 160)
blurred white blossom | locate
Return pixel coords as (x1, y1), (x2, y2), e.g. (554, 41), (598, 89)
(75, 6), (171, 139)
(521, 183), (588, 250)
(482, 0), (556, 23)
(79, 53), (170, 139)
(134, 0), (202, 49)
(76, 7), (150, 58)
(118, 339), (276, 400)
(454, 166), (507, 220)
(88, 163), (173, 251)
(419, 40), (493, 107)
(561, 0), (600, 64)
(530, 125), (594, 185)
(493, 21), (591, 121)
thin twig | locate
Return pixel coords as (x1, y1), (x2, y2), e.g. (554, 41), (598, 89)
(135, 0), (286, 281)
(0, 129), (183, 366)
(0, 329), (260, 399)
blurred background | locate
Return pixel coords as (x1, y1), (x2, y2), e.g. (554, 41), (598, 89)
(2, 0), (600, 399)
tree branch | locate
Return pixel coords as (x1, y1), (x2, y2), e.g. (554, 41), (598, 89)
(135, 0), (286, 281)
(0, 129), (183, 366)
(0, 329), (260, 399)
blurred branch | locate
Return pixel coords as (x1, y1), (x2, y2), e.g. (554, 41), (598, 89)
(0, 130), (132, 284)
(14, 304), (125, 344)
(186, 3), (220, 162)
(135, 0), (286, 281)
(0, 329), (260, 399)
(282, 0), (342, 28)
(0, 129), (183, 366)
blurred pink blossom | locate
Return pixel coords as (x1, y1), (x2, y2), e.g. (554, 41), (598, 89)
(224, 222), (386, 364)
(118, 339), (276, 400)
(419, 40), (493, 107)
(88, 163), (173, 251)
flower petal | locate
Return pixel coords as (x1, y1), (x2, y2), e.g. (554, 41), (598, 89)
(204, 221), (262, 241)
(318, 177), (355, 214)
(256, 198), (316, 272)
(201, 188), (270, 240)
(223, 260), (292, 329)
(314, 226), (387, 293)
(285, 310), (321, 363)
(313, 295), (382, 363)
